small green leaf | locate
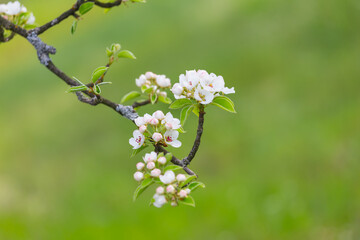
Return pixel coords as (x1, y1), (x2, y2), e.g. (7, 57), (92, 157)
(150, 93), (157, 104)
(141, 85), (148, 93)
(211, 96), (236, 113)
(72, 76), (84, 86)
(188, 181), (206, 192)
(93, 85), (101, 94)
(192, 104), (200, 117)
(106, 48), (113, 57)
(131, 145), (148, 158)
(164, 165), (183, 172)
(144, 87), (154, 94)
(179, 196), (195, 207)
(67, 85), (89, 93)
(79, 2), (94, 15)
(121, 91), (141, 104)
(131, 0), (146, 2)
(91, 66), (108, 83)
(118, 50), (136, 59)
(104, 8), (111, 14)
(111, 43), (121, 52)
(158, 95), (172, 104)
(169, 99), (192, 109)
(180, 175), (197, 188)
(180, 105), (194, 126)
(97, 82), (112, 86)
(165, 153), (172, 162)
(177, 127), (186, 133)
(71, 20), (77, 35)
(157, 152), (164, 158)
(133, 178), (154, 201)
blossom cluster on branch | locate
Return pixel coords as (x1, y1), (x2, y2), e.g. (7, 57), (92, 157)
(0, 0), (236, 208)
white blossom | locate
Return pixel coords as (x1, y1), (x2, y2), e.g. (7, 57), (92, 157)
(179, 70), (200, 90)
(145, 71), (156, 79)
(129, 130), (145, 149)
(143, 152), (157, 163)
(159, 170), (176, 184)
(151, 168), (161, 177)
(146, 161), (155, 170)
(136, 162), (145, 170)
(166, 185), (175, 194)
(152, 132), (163, 142)
(134, 116), (145, 127)
(162, 112), (181, 130)
(134, 171), (144, 182)
(157, 156), (167, 165)
(164, 130), (182, 148)
(153, 110), (165, 120)
(171, 83), (184, 98)
(185, 188), (191, 195)
(4, 1), (21, 15)
(0, 4), (8, 13)
(176, 174), (186, 182)
(27, 12), (35, 25)
(153, 194), (167, 208)
(194, 88), (214, 105)
(156, 75), (171, 88)
(135, 74), (147, 87)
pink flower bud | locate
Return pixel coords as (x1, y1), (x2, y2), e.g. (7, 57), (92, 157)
(149, 118), (159, 125)
(176, 174), (186, 182)
(133, 172), (144, 182)
(152, 132), (163, 142)
(139, 125), (147, 133)
(157, 156), (167, 165)
(136, 162), (145, 170)
(179, 189), (187, 198)
(166, 185), (175, 194)
(156, 186), (164, 195)
(153, 110), (165, 120)
(151, 168), (161, 177)
(146, 161), (155, 170)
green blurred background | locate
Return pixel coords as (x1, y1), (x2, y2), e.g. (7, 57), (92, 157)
(1, 0), (360, 239)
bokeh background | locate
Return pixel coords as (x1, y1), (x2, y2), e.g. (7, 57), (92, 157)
(1, 0), (360, 239)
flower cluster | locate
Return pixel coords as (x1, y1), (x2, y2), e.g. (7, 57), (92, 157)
(171, 70), (235, 104)
(129, 110), (182, 149)
(133, 151), (193, 208)
(0, 1), (35, 25)
(136, 72), (171, 98)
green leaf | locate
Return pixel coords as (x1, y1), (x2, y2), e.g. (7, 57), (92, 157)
(211, 96), (236, 113)
(164, 165), (183, 172)
(91, 66), (108, 83)
(133, 178), (154, 201)
(106, 48), (113, 57)
(180, 175), (197, 188)
(165, 153), (172, 162)
(71, 20), (77, 35)
(192, 104), (200, 117)
(117, 50), (136, 59)
(180, 105), (194, 126)
(169, 99), (192, 109)
(72, 76), (84, 86)
(188, 181), (206, 192)
(67, 85), (89, 93)
(179, 196), (195, 207)
(79, 2), (94, 15)
(144, 87), (154, 94)
(141, 85), (148, 93)
(177, 127), (186, 134)
(97, 82), (112, 86)
(157, 152), (164, 158)
(121, 91), (141, 104)
(93, 85), (101, 94)
(131, 145), (148, 158)
(150, 93), (157, 104)
(158, 95), (172, 104)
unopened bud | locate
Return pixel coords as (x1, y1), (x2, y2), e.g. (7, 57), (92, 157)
(176, 174), (186, 182)
(157, 156), (167, 165)
(151, 168), (161, 177)
(139, 125), (147, 133)
(133, 172), (144, 182)
(166, 185), (175, 194)
(152, 132), (163, 142)
(153, 110), (165, 120)
(136, 162), (145, 170)
(178, 189), (187, 198)
(149, 118), (159, 125)
(156, 186), (165, 195)
(147, 161), (156, 170)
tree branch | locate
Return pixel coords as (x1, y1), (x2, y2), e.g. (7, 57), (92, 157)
(182, 106), (205, 166)
(0, 5), (197, 176)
